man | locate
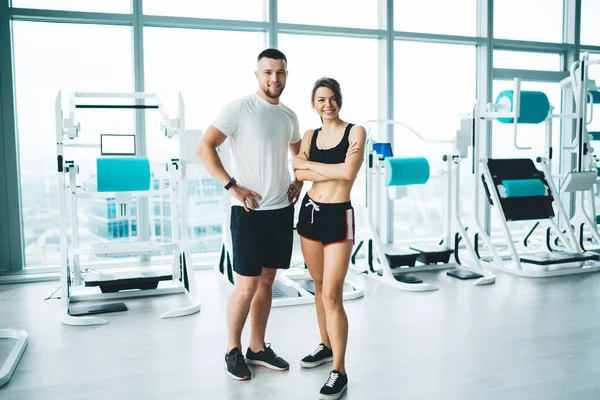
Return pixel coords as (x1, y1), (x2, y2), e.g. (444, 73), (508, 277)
(196, 48), (302, 381)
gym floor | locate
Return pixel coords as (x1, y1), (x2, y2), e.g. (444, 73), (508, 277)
(2, 266), (600, 400)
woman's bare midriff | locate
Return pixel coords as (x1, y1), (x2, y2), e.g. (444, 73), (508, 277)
(307, 179), (355, 203)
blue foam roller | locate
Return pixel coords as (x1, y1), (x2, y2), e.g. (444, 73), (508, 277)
(501, 179), (546, 198)
(588, 91), (600, 104)
(97, 157), (151, 192)
(590, 131), (600, 141)
(385, 157), (430, 186)
(495, 90), (550, 124)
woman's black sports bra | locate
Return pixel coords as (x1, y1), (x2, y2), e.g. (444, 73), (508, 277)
(309, 123), (354, 164)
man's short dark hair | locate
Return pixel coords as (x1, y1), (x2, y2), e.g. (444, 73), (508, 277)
(257, 48), (287, 65)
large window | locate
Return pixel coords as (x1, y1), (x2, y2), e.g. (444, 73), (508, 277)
(278, 0), (379, 29)
(278, 35), (379, 138)
(494, 0), (563, 43)
(278, 34), (379, 221)
(581, 0), (600, 46)
(393, 42), (476, 242)
(11, 0), (131, 13)
(144, 28), (264, 138)
(144, 28), (266, 253)
(5, 0), (588, 273)
(12, 22), (133, 267)
(394, 0), (476, 36)
(143, 0), (266, 21)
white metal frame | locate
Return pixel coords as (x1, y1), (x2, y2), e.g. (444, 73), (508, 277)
(56, 91), (200, 326)
(468, 79), (600, 277)
(360, 120), (495, 291)
(559, 54), (600, 250)
(0, 329), (28, 388)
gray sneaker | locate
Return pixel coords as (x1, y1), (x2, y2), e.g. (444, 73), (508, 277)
(245, 343), (290, 371)
(225, 347), (251, 380)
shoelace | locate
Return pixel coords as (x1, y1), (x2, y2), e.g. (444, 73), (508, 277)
(325, 372), (339, 388)
(309, 345), (325, 357)
(264, 343), (278, 358)
(305, 199), (320, 224)
(230, 351), (245, 366)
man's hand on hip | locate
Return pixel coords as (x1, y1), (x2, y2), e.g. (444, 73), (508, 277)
(230, 185), (262, 212)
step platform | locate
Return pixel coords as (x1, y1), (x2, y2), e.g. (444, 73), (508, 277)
(446, 269), (483, 280)
(69, 301), (128, 316)
(520, 251), (600, 265)
(392, 271), (423, 284)
(83, 269), (173, 293)
(374, 267), (423, 284)
(409, 244), (454, 264)
(383, 247), (420, 268)
(381, 247), (425, 284)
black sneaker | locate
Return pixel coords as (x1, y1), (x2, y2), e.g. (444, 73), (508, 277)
(225, 347), (251, 381)
(245, 343), (290, 371)
(300, 343), (334, 368)
(319, 370), (348, 400)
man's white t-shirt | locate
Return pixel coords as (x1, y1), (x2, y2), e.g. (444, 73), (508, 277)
(212, 93), (301, 211)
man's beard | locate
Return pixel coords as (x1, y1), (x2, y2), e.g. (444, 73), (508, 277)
(260, 83), (284, 99)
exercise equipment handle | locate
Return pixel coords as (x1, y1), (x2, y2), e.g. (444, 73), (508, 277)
(365, 119), (454, 144)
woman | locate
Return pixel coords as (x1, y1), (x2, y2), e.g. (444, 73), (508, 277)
(293, 77), (366, 400)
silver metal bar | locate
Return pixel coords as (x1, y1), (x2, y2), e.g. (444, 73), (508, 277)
(394, 30), (484, 45)
(9, 7), (133, 25)
(132, 0), (150, 255)
(493, 69), (569, 82)
(72, 92), (160, 99)
(71, 242), (177, 256)
(493, 38), (571, 52)
(142, 14), (267, 32)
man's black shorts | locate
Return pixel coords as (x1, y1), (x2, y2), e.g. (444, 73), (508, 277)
(230, 204), (294, 277)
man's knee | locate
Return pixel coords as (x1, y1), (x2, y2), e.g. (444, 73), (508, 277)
(259, 268), (277, 287)
(234, 275), (260, 300)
